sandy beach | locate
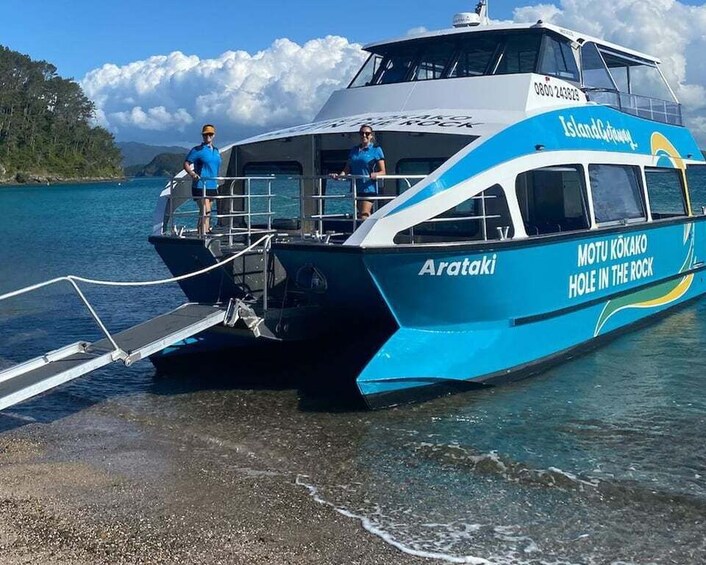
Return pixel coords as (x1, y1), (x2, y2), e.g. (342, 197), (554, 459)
(0, 385), (441, 565)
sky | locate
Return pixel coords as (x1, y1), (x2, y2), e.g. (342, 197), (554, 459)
(3, 0), (706, 146)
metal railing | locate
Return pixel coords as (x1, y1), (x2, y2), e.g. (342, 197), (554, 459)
(306, 174), (425, 237)
(168, 176), (278, 248)
(165, 174), (426, 244)
(583, 88), (683, 126)
(399, 193), (504, 243)
(0, 277), (128, 363)
(0, 234), (275, 366)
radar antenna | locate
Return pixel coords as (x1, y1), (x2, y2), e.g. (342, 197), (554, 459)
(452, 1), (489, 27)
(475, 0), (490, 25)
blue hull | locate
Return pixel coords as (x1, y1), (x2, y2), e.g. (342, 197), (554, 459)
(352, 219), (706, 403)
(270, 218), (706, 405)
(150, 218), (706, 408)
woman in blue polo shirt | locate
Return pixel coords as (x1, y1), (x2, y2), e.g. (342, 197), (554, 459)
(335, 125), (386, 219)
(184, 124), (222, 235)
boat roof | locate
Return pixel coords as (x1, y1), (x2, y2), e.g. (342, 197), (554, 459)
(235, 108), (519, 146)
(364, 21), (661, 65)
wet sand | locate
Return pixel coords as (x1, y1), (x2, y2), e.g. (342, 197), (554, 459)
(0, 385), (437, 565)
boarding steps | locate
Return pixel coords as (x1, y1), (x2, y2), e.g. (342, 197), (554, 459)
(0, 303), (232, 412)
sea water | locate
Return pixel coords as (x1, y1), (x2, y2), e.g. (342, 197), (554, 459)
(0, 175), (705, 564)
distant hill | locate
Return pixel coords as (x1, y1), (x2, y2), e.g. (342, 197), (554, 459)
(117, 142), (187, 168)
(125, 152), (184, 177)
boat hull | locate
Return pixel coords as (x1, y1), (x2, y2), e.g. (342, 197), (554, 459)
(354, 218), (706, 405)
(150, 218), (706, 408)
(147, 215), (706, 409)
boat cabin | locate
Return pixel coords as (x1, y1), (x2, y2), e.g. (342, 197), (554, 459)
(159, 21), (701, 255)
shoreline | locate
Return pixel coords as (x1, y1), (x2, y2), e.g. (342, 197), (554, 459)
(0, 176), (126, 188)
(0, 393), (437, 565)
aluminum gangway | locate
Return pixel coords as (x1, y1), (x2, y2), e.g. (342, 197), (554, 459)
(0, 302), (233, 412)
(0, 235), (273, 413)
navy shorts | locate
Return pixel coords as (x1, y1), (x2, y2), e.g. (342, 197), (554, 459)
(192, 188), (218, 199)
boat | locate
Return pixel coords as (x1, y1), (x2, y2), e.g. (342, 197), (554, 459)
(2, 2), (706, 411)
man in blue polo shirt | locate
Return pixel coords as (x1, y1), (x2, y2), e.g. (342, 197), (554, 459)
(184, 124), (222, 235)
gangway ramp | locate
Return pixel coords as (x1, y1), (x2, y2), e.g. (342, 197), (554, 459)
(0, 303), (227, 412)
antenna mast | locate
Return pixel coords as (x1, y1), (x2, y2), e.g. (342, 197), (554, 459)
(475, 0), (490, 25)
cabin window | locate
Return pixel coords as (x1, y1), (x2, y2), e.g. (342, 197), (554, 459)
(375, 52), (416, 84)
(396, 158), (445, 194)
(242, 161), (303, 221)
(580, 43), (616, 90)
(494, 33), (542, 75)
(644, 168), (687, 218)
(581, 43), (681, 124)
(687, 164), (706, 212)
(626, 64), (674, 101)
(349, 54), (384, 88)
(599, 48), (675, 101)
(352, 30), (566, 86)
(447, 34), (498, 77)
(537, 35), (579, 81)
(394, 184), (514, 244)
(515, 165), (589, 235)
(412, 42), (455, 81)
(589, 164), (645, 224)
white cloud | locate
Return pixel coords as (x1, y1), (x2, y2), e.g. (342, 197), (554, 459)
(81, 36), (365, 144)
(82, 2), (706, 147)
(514, 0), (706, 145)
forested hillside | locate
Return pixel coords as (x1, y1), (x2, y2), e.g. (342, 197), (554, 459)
(0, 45), (122, 183)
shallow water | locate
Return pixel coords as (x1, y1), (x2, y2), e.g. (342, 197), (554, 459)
(0, 178), (705, 564)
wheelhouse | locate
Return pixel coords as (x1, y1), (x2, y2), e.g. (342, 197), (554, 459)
(348, 23), (681, 125)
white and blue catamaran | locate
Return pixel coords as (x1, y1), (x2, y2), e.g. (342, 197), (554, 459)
(2, 2), (705, 409)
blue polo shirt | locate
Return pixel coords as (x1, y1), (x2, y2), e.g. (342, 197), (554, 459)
(348, 143), (385, 194)
(186, 144), (221, 191)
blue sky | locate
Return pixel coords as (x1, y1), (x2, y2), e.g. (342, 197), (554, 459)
(4, 0), (521, 80)
(4, 1), (706, 146)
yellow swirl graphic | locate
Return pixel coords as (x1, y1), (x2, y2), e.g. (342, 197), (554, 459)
(593, 223), (695, 336)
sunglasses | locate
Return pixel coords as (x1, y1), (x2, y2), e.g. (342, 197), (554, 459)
(360, 131), (373, 137)
(202, 132), (214, 137)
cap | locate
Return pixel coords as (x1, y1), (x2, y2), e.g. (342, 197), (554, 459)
(202, 124), (216, 135)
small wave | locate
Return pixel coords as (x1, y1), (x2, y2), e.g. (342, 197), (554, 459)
(413, 443), (599, 492)
(296, 474), (492, 564)
(0, 411), (37, 423)
(413, 442), (706, 529)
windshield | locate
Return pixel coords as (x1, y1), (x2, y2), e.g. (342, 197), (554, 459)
(349, 30), (576, 87)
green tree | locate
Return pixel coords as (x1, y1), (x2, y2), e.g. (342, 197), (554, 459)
(0, 45), (122, 182)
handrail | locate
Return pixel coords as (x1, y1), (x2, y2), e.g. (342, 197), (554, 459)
(400, 192), (501, 243)
(1, 277), (126, 361)
(308, 174), (425, 235)
(0, 234), (275, 364)
(165, 173), (426, 241)
(582, 87), (683, 126)
(166, 174), (509, 245)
